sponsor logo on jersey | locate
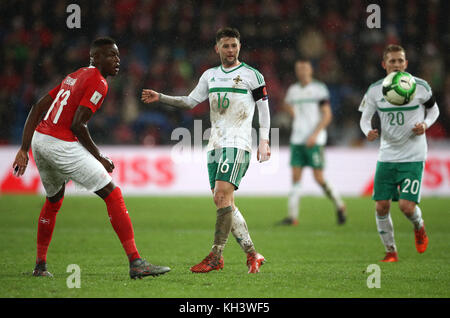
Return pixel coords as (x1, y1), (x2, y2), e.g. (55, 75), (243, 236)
(64, 76), (77, 86)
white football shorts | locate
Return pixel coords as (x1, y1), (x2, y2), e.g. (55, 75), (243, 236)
(31, 131), (112, 197)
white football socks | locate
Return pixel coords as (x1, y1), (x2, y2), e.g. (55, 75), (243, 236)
(406, 205), (424, 230)
(375, 212), (397, 253)
(321, 181), (344, 210)
(231, 208), (256, 254)
(288, 182), (301, 220)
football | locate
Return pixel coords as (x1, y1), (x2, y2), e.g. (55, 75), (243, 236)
(382, 71), (416, 105)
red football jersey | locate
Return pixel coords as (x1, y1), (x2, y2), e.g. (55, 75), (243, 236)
(36, 66), (108, 141)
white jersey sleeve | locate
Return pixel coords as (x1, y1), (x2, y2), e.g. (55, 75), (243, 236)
(284, 85), (295, 105)
(248, 69), (265, 90)
(188, 70), (210, 104)
(358, 90), (377, 113)
(320, 84), (330, 101)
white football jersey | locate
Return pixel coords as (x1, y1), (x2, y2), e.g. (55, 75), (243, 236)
(359, 76), (433, 162)
(285, 80), (329, 145)
(189, 62), (266, 152)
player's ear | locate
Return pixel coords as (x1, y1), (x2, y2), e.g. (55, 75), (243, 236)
(214, 44), (219, 54)
(381, 60), (386, 71)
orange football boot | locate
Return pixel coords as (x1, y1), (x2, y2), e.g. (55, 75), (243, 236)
(190, 252), (224, 273)
(380, 251), (399, 262)
(246, 252), (265, 273)
(414, 224), (429, 253)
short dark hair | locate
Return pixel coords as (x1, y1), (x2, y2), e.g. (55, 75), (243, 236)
(90, 37), (116, 50)
(215, 27), (240, 43)
(383, 44), (405, 61)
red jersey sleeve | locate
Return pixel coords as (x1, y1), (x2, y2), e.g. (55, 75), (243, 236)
(48, 83), (62, 99)
(79, 76), (108, 113)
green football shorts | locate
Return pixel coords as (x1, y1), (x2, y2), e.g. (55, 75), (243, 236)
(373, 161), (425, 203)
(207, 147), (250, 190)
(290, 144), (324, 169)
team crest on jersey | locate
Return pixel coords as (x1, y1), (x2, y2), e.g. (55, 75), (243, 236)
(64, 76), (77, 86)
(233, 75), (242, 84)
(90, 91), (103, 105)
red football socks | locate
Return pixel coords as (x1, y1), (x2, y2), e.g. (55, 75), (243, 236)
(36, 197), (63, 264)
(103, 187), (140, 262)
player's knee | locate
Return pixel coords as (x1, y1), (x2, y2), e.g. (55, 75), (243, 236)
(399, 200), (415, 216)
(48, 184), (65, 204)
(213, 189), (232, 208)
(313, 171), (324, 184)
(376, 200), (390, 215)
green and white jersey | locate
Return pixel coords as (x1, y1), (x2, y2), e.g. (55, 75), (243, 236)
(359, 76), (433, 162)
(285, 80), (329, 145)
(189, 62), (265, 153)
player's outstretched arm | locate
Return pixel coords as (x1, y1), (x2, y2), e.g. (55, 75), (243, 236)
(71, 106), (114, 172)
(141, 89), (160, 104)
(142, 89), (198, 110)
(13, 94), (54, 177)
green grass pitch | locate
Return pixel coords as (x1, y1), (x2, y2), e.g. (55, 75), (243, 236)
(0, 195), (449, 298)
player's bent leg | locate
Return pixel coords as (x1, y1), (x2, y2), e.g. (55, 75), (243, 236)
(375, 200), (398, 262)
(96, 182), (140, 261)
(211, 181), (234, 257)
(229, 194), (266, 273)
(33, 184), (66, 277)
(313, 169), (346, 225)
(191, 181), (233, 273)
(399, 200), (428, 253)
(97, 182), (171, 278)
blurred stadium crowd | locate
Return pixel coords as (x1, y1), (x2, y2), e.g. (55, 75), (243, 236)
(1, 0), (449, 146)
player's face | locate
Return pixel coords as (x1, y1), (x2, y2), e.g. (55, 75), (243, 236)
(98, 44), (120, 77)
(295, 61), (313, 84)
(215, 37), (241, 68)
(382, 51), (408, 74)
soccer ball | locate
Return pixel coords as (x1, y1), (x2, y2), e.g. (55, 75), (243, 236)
(382, 71), (416, 105)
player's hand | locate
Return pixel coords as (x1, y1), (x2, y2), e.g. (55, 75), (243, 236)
(412, 122), (427, 136)
(141, 89), (160, 104)
(257, 139), (271, 163)
(367, 129), (379, 141)
(99, 154), (115, 173)
(306, 134), (317, 148)
(12, 149), (29, 177)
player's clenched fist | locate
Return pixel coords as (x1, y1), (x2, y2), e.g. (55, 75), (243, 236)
(367, 129), (379, 141)
(412, 122), (427, 136)
(257, 140), (271, 163)
(141, 89), (160, 104)
(99, 154), (115, 173)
